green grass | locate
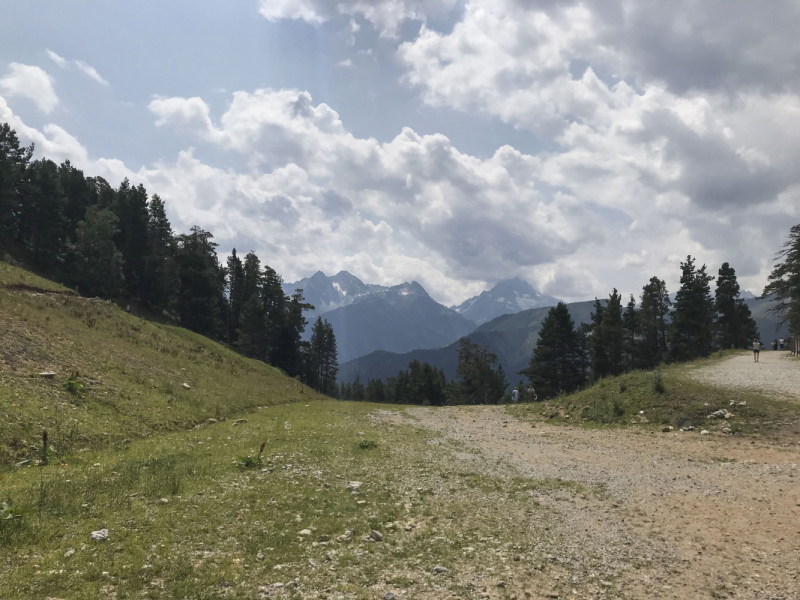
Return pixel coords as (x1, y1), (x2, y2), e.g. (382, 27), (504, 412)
(0, 261), (319, 468)
(507, 353), (799, 435)
(0, 401), (584, 600)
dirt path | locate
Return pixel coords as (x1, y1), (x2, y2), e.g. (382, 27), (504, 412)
(398, 405), (800, 600)
(693, 350), (800, 399)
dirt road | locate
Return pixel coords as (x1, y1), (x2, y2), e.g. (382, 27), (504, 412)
(399, 405), (800, 600)
(693, 350), (800, 399)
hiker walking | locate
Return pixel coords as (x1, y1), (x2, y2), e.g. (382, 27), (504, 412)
(511, 387), (519, 403)
(779, 337), (785, 351)
(753, 338), (761, 362)
(527, 385), (537, 402)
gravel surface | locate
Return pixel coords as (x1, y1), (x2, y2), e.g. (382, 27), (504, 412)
(391, 405), (800, 600)
(693, 350), (800, 399)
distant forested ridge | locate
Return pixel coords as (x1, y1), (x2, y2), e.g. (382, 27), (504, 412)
(0, 122), (337, 395)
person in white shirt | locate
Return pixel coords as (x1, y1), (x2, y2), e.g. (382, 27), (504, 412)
(511, 388), (519, 403)
(779, 338), (784, 350)
(753, 339), (761, 362)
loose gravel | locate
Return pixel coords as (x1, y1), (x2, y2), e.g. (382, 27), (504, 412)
(693, 350), (800, 399)
(390, 404), (800, 600)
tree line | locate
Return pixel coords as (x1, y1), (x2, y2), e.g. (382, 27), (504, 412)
(522, 256), (762, 399)
(0, 122), (338, 394)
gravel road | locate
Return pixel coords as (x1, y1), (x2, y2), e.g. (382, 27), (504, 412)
(391, 405), (800, 600)
(693, 350), (800, 399)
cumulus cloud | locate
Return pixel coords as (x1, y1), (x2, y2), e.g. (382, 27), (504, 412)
(74, 60), (109, 85)
(0, 63), (58, 113)
(258, 0), (458, 36)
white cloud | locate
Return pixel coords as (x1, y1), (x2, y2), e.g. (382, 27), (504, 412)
(0, 63), (58, 113)
(144, 87), (800, 303)
(258, 0), (458, 37)
(336, 59), (353, 68)
(74, 60), (109, 85)
(46, 49), (67, 68)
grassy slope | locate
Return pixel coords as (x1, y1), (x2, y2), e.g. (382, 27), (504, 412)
(507, 352), (800, 439)
(0, 261), (316, 467)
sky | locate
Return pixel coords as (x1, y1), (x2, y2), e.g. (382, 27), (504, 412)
(1, 1), (799, 306)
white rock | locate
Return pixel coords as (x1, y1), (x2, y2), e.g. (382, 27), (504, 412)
(64, 549), (75, 558)
(433, 565), (448, 574)
(298, 529), (312, 536)
(346, 481), (363, 491)
(90, 528), (109, 542)
(700, 430), (710, 435)
(370, 530), (383, 542)
(182, 383), (191, 390)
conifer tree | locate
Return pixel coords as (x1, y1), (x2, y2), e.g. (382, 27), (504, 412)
(236, 294), (268, 359)
(457, 338), (507, 404)
(19, 159), (70, 273)
(59, 160), (96, 233)
(589, 298), (608, 377)
(0, 123), (33, 247)
(113, 180), (150, 297)
(762, 224), (800, 338)
(715, 262), (758, 349)
(226, 249), (245, 344)
(638, 277), (671, 368)
(520, 302), (583, 398)
(668, 256), (715, 361)
(622, 295), (639, 371)
(175, 226), (226, 337)
(74, 206), (124, 298)
(141, 194), (176, 312)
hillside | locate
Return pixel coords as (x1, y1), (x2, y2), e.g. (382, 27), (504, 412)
(339, 300), (598, 383)
(0, 262), (318, 467)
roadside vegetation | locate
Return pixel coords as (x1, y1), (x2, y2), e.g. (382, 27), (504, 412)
(508, 351), (799, 438)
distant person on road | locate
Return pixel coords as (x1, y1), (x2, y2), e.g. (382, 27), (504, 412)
(779, 337), (785, 350)
(511, 387), (519, 403)
(527, 385), (537, 402)
(753, 339), (761, 362)
(772, 339), (778, 351)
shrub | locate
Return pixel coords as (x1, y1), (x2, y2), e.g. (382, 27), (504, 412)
(62, 372), (85, 396)
(358, 440), (378, 450)
(652, 368), (665, 394)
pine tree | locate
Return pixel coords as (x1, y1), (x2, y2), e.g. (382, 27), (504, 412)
(762, 224), (800, 339)
(113, 180), (150, 297)
(321, 320), (339, 396)
(520, 302), (583, 399)
(622, 295), (639, 371)
(141, 194), (176, 312)
(59, 160), (96, 234)
(74, 206), (124, 298)
(456, 338), (507, 404)
(638, 277), (671, 368)
(175, 226), (226, 337)
(668, 256), (715, 362)
(716, 262), (758, 349)
(226, 249), (245, 344)
(270, 289), (313, 377)
(0, 123), (33, 247)
(236, 294), (268, 359)
(589, 298), (608, 378)
(18, 159), (70, 274)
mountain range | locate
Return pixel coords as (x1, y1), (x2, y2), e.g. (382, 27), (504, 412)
(282, 272), (561, 364)
(451, 277), (561, 325)
(339, 296), (789, 384)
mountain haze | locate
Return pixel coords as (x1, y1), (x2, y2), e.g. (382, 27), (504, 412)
(316, 280), (475, 364)
(454, 277), (560, 325)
